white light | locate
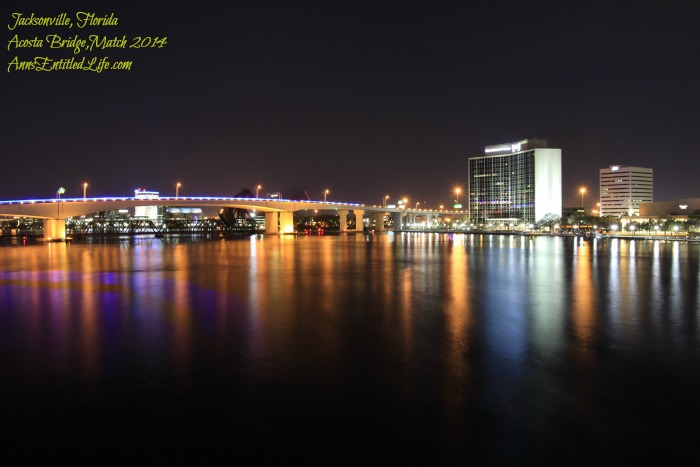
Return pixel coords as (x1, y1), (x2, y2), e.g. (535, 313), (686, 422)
(485, 145), (512, 153)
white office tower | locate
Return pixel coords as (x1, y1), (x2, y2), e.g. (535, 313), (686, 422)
(599, 165), (653, 217)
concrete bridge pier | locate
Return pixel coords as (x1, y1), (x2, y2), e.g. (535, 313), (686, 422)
(338, 209), (364, 232)
(372, 212), (385, 231)
(391, 212), (403, 231)
(279, 212), (294, 233)
(43, 219), (66, 240)
(338, 209), (348, 232)
(265, 212), (295, 234)
(265, 212), (276, 234)
(354, 209), (364, 231)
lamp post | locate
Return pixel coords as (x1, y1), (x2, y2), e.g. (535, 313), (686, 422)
(57, 187), (65, 199)
(324, 189), (329, 202)
(83, 182), (88, 200)
(256, 185), (261, 198)
(176, 182), (181, 198)
(383, 195), (389, 208)
(580, 187), (586, 208)
(455, 187), (461, 205)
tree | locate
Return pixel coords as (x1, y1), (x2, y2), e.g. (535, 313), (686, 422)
(598, 215), (618, 230)
(536, 213), (561, 230)
(689, 213), (700, 233)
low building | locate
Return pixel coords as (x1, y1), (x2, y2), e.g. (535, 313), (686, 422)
(639, 198), (700, 217)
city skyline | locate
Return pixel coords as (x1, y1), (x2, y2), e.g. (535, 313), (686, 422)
(4, 1), (699, 210)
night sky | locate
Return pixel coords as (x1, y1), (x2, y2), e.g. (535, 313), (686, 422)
(4, 1), (699, 209)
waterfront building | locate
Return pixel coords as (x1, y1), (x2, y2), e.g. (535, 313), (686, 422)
(134, 189), (163, 222)
(468, 138), (562, 227)
(599, 165), (653, 217)
(639, 198), (700, 217)
(615, 198), (700, 233)
(563, 206), (595, 221)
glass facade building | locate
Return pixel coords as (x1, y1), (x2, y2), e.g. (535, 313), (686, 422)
(468, 139), (562, 226)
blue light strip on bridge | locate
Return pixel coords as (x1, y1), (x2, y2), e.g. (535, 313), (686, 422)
(0, 196), (363, 207)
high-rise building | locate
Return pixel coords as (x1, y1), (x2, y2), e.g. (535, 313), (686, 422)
(599, 165), (653, 217)
(468, 138), (562, 227)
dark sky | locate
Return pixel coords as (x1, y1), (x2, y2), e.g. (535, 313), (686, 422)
(4, 0), (699, 208)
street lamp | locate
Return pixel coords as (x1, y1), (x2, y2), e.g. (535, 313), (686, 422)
(83, 182), (88, 200)
(416, 202), (420, 209)
(57, 187), (65, 199)
(580, 187), (586, 207)
(176, 182), (181, 198)
(256, 185), (261, 198)
(455, 187), (461, 204)
(324, 189), (329, 202)
(383, 195), (389, 208)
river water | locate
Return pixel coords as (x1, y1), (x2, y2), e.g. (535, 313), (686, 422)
(1, 233), (699, 466)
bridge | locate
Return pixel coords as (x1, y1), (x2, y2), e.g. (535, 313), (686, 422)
(0, 196), (467, 239)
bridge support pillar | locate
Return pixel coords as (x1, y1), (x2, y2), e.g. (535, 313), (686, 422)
(391, 212), (403, 231)
(43, 218), (66, 240)
(338, 210), (349, 232)
(372, 213), (385, 231)
(353, 209), (364, 232)
(279, 211), (294, 234)
(408, 212), (416, 227)
(264, 212), (295, 234)
(265, 212), (278, 234)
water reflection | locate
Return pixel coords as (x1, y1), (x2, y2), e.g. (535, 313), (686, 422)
(0, 235), (699, 465)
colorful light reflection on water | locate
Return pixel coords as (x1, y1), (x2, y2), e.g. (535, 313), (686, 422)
(0, 234), (698, 465)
